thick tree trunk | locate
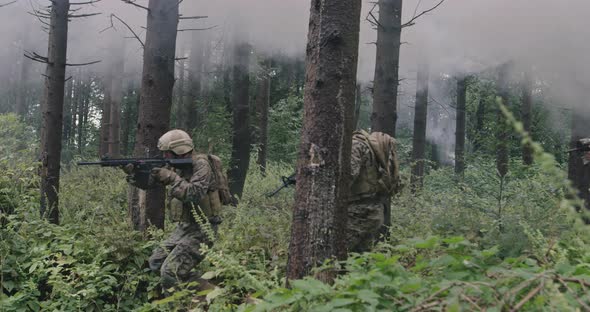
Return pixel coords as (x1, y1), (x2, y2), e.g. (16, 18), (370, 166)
(185, 35), (203, 131)
(371, 0), (402, 137)
(39, 0), (69, 224)
(108, 40), (125, 158)
(228, 43), (251, 199)
(521, 70), (533, 165)
(410, 62), (429, 190)
(496, 64), (510, 178)
(455, 77), (467, 177)
(132, 0), (179, 231)
(286, 0), (361, 283)
(256, 61), (271, 174)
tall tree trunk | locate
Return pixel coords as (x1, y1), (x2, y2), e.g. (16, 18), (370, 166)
(496, 64), (510, 178)
(286, 0), (361, 283)
(108, 40), (125, 158)
(39, 0), (69, 224)
(473, 96), (485, 152)
(256, 61), (271, 174)
(521, 70), (533, 165)
(121, 85), (136, 157)
(455, 77), (467, 177)
(353, 83), (362, 129)
(175, 54), (185, 129)
(371, 0), (402, 137)
(16, 48), (31, 117)
(185, 35), (203, 131)
(62, 78), (73, 146)
(228, 42), (251, 199)
(100, 77), (112, 156)
(568, 111), (590, 212)
(70, 76), (79, 147)
(132, 0), (179, 231)
(410, 62), (429, 190)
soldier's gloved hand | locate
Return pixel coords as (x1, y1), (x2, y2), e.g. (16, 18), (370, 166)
(121, 163), (135, 175)
(151, 167), (178, 185)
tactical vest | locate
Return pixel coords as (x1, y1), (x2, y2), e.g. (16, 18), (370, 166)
(169, 153), (223, 223)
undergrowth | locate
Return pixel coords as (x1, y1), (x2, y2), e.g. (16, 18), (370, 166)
(1, 113), (589, 311)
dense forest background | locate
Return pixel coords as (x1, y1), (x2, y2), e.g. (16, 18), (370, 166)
(1, 0), (590, 311)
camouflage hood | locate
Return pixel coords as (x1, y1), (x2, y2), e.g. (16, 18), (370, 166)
(352, 130), (400, 193)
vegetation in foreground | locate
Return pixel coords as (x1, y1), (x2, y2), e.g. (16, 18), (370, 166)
(1, 114), (589, 311)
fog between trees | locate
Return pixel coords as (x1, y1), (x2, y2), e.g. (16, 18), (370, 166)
(0, 0), (588, 155)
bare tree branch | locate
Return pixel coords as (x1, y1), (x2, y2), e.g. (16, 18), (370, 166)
(66, 60), (102, 66)
(402, 0), (446, 28)
(0, 0), (17, 8)
(103, 13), (145, 48)
(69, 12), (101, 18)
(70, 0), (101, 5)
(24, 51), (49, 64)
(177, 25), (217, 32)
(121, 0), (148, 11)
(179, 15), (207, 20)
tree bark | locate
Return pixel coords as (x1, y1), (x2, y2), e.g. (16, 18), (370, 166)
(132, 0), (179, 231)
(286, 0), (361, 283)
(100, 76), (112, 156)
(108, 40), (125, 158)
(455, 77), (467, 177)
(185, 34), (203, 131)
(568, 111), (590, 212)
(353, 83), (362, 129)
(256, 61), (271, 174)
(410, 62), (429, 191)
(371, 0), (402, 137)
(175, 54), (186, 129)
(521, 70), (533, 165)
(496, 64), (510, 178)
(473, 96), (486, 152)
(228, 42), (251, 199)
(39, 0), (69, 224)
(62, 78), (73, 146)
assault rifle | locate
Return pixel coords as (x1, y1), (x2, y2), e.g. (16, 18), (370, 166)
(568, 138), (590, 153)
(77, 157), (193, 189)
(266, 173), (296, 198)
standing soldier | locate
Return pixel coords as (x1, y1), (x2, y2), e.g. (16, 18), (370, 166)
(347, 130), (401, 252)
(123, 129), (226, 289)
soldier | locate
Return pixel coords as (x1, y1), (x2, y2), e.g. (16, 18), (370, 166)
(124, 129), (223, 289)
(347, 130), (400, 253)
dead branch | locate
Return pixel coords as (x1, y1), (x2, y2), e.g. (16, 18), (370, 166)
(121, 0), (148, 11)
(177, 25), (217, 32)
(105, 13), (144, 48)
(70, 0), (101, 5)
(0, 0), (17, 8)
(69, 12), (100, 18)
(24, 51), (49, 64)
(557, 277), (590, 311)
(402, 0), (446, 28)
(179, 15), (207, 20)
(510, 280), (545, 312)
(66, 60), (101, 66)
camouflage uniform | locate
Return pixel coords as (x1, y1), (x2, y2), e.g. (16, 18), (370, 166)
(347, 131), (399, 253)
(148, 152), (222, 289)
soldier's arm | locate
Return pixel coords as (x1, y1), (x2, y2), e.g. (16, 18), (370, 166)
(169, 158), (212, 203)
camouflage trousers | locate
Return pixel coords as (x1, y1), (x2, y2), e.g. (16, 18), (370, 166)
(149, 222), (214, 289)
(346, 200), (385, 253)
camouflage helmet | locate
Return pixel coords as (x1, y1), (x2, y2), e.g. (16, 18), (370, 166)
(157, 129), (194, 155)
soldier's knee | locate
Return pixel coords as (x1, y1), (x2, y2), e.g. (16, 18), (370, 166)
(148, 248), (168, 273)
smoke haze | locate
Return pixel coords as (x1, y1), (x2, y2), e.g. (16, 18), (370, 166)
(1, 0), (589, 115)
